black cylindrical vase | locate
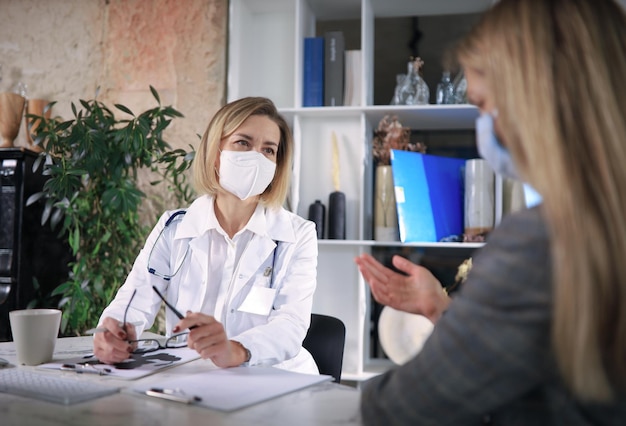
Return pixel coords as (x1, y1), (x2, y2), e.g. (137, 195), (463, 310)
(308, 200), (326, 239)
(328, 191), (346, 239)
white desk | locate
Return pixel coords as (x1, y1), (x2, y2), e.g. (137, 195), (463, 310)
(0, 337), (362, 426)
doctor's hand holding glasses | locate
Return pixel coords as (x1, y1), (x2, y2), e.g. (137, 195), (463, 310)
(92, 289), (188, 363)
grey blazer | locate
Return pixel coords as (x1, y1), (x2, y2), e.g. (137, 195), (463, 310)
(361, 206), (626, 425)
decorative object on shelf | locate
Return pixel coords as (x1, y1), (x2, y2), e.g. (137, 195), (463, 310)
(328, 131), (346, 239)
(444, 257), (473, 295)
(394, 57), (430, 105)
(464, 158), (495, 242)
(24, 99), (52, 152)
(389, 73), (406, 105)
(372, 115), (426, 165)
(374, 165), (398, 241)
(502, 177), (526, 216)
(372, 116), (426, 241)
(308, 199), (326, 239)
(0, 92), (26, 148)
(377, 306), (434, 365)
(435, 71), (455, 105)
(453, 69), (468, 104)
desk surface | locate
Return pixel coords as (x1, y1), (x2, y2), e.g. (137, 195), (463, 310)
(0, 337), (363, 426)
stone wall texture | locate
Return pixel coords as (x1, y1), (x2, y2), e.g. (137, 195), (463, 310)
(0, 0), (227, 221)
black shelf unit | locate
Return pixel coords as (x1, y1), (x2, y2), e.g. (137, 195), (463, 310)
(0, 148), (71, 341)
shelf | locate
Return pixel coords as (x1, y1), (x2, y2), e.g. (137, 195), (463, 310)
(307, 0), (493, 20)
(363, 105), (478, 130)
(369, 0), (494, 18)
(279, 104), (479, 130)
(229, 0), (488, 383)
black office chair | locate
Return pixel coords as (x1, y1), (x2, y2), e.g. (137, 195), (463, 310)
(302, 313), (346, 383)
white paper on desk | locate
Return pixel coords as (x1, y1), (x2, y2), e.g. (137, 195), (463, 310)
(131, 366), (333, 411)
(38, 347), (200, 380)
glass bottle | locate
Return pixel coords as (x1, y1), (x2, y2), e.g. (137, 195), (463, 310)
(453, 69), (468, 104)
(436, 71), (455, 104)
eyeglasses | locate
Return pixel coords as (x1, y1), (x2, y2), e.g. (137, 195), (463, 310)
(128, 332), (190, 355)
(123, 288), (191, 354)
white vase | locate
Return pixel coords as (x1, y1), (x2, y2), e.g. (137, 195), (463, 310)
(374, 165), (399, 241)
(464, 159), (495, 237)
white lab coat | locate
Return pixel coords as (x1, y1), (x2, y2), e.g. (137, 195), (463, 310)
(99, 195), (319, 374)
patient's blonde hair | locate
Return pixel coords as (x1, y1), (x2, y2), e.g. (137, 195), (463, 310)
(458, 0), (626, 402)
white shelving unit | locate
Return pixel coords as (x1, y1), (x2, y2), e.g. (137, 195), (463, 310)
(228, 0), (491, 381)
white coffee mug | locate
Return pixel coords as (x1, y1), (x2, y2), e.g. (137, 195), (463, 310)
(9, 309), (62, 366)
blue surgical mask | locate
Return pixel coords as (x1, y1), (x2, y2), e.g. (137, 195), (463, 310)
(475, 111), (543, 206)
(475, 110), (518, 180)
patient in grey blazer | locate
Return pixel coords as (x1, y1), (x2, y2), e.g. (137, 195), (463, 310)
(355, 0), (626, 424)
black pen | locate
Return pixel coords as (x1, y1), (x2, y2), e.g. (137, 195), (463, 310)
(146, 387), (202, 404)
(152, 286), (198, 329)
(60, 363), (111, 375)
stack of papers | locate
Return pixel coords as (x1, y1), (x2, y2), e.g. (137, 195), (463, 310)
(132, 366), (333, 411)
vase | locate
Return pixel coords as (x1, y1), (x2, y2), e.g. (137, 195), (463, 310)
(24, 98), (52, 152)
(396, 60), (429, 105)
(374, 165), (399, 241)
(0, 92), (26, 148)
(464, 159), (495, 239)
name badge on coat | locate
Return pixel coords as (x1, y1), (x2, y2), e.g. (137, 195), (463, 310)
(237, 287), (277, 316)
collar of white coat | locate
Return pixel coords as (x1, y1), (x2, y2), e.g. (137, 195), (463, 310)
(172, 195), (296, 243)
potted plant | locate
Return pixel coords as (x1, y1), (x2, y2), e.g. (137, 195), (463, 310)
(26, 87), (195, 335)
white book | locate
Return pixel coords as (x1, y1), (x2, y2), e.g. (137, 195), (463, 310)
(343, 50), (362, 107)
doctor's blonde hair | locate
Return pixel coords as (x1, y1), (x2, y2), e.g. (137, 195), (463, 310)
(458, 0), (626, 402)
(193, 97), (293, 209)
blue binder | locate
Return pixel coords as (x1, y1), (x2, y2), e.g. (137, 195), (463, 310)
(390, 150), (465, 242)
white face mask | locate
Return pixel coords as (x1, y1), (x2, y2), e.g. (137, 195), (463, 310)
(218, 150), (276, 200)
(475, 111), (543, 207)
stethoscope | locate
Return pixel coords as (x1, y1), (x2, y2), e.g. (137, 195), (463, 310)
(146, 210), (279, 288)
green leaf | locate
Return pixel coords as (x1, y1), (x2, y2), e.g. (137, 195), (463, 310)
(26, 191), (46, 206)
(115, 103), (134, 116)
(150, 85), (161, 104)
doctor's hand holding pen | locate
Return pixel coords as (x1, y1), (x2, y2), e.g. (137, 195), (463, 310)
(157, 285), (250, 368)
(173, 312), (250, 368)
(92, 316), (138, 364)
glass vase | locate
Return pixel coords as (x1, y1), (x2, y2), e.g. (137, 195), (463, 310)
(397, 60), (429, 105)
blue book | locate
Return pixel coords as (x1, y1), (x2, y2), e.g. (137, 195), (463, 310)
(303, 37), (324, 107)
(390, 150), (466, 242)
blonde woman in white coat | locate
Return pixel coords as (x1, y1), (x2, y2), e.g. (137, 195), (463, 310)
(93, 97), (318, 373)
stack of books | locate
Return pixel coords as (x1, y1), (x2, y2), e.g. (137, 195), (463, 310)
(303, 32), (361, 107)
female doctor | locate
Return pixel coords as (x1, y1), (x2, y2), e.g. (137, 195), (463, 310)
(93, 97), (319, 374)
